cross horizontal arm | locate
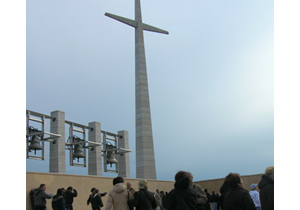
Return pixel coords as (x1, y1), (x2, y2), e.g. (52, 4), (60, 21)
(105, 12), (137, 28)
(142, 23), (169, 35)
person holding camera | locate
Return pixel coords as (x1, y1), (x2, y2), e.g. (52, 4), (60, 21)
(64, 186), (78, 210)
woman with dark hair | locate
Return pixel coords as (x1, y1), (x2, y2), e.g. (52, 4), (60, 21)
(163, 171), (197, 210)
(87, 188), (96, 206)
(91, 189), (104, 210)
(219, 174), (230, 210)
(88, 188), (107, 207)
(223, 173), (256, 210)
(52, 188), (65, 210)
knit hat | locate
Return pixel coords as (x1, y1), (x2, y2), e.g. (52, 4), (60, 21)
(250, 183), (257, 190)
(138, 179), (148, 190)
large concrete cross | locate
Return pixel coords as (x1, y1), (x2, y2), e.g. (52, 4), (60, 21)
(105, 0), (168, 179)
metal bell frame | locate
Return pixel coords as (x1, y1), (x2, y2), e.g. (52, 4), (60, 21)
(26, 110), (61, 160)
(102, 131), (131, 173)
(102, 131), (119, 172)
(27, 109), (131, 173)
(65, 121), (102, 167)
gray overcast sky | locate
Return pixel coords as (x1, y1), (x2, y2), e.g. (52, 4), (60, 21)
(25, 0), (274, 181)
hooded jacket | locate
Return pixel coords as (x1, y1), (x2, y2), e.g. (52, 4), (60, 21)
(163, 176), (197, 210)
(52, 194), (65, 210)
(258, 175), (274, 210)
(192, 183), (208, 205)
(105, 183), (132, 210)
(33, 187), (53, 209)
(223, 186), (256, 210)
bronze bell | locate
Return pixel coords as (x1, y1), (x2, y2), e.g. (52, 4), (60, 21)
(107, 151), (118, 166)
(73, 144), (85, 162)
(29, 135), (42, 154)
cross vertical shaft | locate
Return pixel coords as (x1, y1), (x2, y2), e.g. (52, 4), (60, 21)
(105, 0), (168, 179)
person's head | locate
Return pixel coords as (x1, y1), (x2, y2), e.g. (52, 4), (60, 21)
(264, 166), (274, 179)
(91, 187), (96, 193)
(126, 182), (132, 189)
(250, 183), (257, 190)
(212, 191), (215, 194)
(265, 166), (274, 175)
(175, 171), (189, 182)
(67, 186), (73, 191)
(93, 189), (99, 194)
(56, 188), (63, 195)
(226, 173), (244, 188)
(113, 176), (124, 185)
(138, 179), (148, 190)
(204, 189), (208, 193)
(40, 184), (46, 191)
(223, 173), (232, 184)
(61, 188), (65, 192)
(156, 189), (160, 193)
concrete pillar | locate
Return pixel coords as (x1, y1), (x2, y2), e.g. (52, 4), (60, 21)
(88, 122), (102, 176)
(118, 130), (130, 178)
(50, 110), (66, 173)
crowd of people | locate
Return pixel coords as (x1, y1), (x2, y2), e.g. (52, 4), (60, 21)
(30, 166), (274, 210)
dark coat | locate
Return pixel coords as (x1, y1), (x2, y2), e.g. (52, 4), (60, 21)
(219, 182), (230, 209)
(128, 189), (157, 210)
(64, 189), (78, 204)
(258, 175), (274, 210)
(163, 176), (197, 210)
(223, 187), (256, 210)
(33, 188), (53, 209)
(52, 195), (65, 210)
(210, 193), (218, 203)
(91, 194), (104, 210)
(88, 192), (107, 205)
(87, 194), (93, 206)
(204, 192), (211, 210)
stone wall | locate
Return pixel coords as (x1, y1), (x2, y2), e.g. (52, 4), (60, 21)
(26, 172), (262, 210)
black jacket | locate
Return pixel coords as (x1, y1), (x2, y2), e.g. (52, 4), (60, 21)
(64, 189), (78, 204)
(219, 182), (230, 209)
(87, 192), (107, 205)
(204, 192), (211, 210)
(210, 193), (218, 203)
(163, 176), (197, 210)
(52, 194), (65, 210)
(91, 194), (103, 210)
(128, 189), (157, 210)
(223, 187), (256, 210)
(258, 175), (274, 210)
